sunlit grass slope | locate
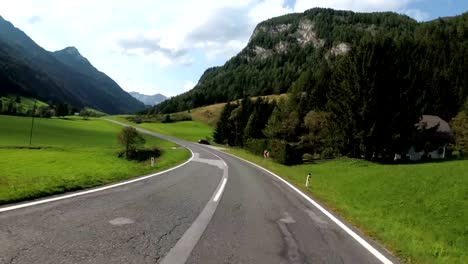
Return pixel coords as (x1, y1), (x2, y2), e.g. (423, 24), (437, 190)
(0, 115), (190, 204)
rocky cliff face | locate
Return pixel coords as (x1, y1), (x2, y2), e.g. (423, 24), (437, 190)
(245, 18), (347, 61)
(151, 8), (419, 114)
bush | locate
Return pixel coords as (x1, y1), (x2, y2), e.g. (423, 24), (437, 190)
(128, 113), (192, 124)
(245, 138), (270, 156)
(270, 139), (303, 165)
(451, 112), (468, 157)
(128, 147), (161, 161)
(162, 114), (172, 123)
(118, 127), (145, 159)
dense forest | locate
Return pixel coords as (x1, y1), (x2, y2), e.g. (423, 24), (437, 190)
(149, 8), (468, 163)
(214, 12), (467, 162)
(151, 9), (422, 113)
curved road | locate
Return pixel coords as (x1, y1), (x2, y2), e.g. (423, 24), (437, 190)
(0, 120), (398, 264)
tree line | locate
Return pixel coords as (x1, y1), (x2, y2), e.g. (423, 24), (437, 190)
(0, 96), (106, 119)
(213, 22), (468, 163)
(145, 9), (467, 163)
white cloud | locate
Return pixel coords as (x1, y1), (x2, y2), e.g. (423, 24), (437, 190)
(294, 0), (414, 13)
(0, 0), (434, 96)
(249, 0), (291, 23)
(114, 75), (160, 95)
(101, 0), (295, 65)
(2, 0), (425, 66)
(402, 8), (430, 21)
(183, 81), (196, 92)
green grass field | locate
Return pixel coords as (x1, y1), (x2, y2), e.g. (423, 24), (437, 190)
(0, 96), (48, 114)
(0, 115), (190, 204)
(108, 116), (214, 142)
(226, 148), (468, 264)
(83, 107), (107, 116)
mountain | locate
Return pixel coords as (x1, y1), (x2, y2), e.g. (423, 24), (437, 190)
(0, 16), (145, 114)
(178, 8), (467, 163)
(129, 92), (167, 106)
(151, 8), (467, 119)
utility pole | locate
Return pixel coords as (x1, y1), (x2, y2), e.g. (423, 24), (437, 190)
(29, 99), (37, 146)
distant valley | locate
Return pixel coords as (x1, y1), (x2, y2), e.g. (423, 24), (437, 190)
(129, 92), (167, 106)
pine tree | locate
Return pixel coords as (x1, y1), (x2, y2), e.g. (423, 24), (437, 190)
(213, 102), (236, 144)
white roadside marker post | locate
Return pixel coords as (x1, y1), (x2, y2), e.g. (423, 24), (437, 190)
(305, 173), (311, 188)
(151, 157), (155, 167)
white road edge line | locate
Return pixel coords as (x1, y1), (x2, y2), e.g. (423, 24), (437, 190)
(0, 146), (194, 214)
(219, 151), (394, 264)
(213, 178), (227, 202)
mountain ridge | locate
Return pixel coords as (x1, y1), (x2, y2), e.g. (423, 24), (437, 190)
(150, 8), (423, 114)
(0, 16), (145, 114)
(129, 92), (167, 106)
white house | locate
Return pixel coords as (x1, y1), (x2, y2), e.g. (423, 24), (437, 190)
(406, 115), (453, 161)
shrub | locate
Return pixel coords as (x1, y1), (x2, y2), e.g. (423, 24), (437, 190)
(162, 114), (172, 123)
(451, 112), (468, 157)
(270, 139), (303, 165)
(118, 127), (145, 159)
(245, 139), (270, 156)
(129, 147), (161, 161)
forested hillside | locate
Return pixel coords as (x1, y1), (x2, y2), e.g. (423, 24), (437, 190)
(151, 9), (417, 113)
(0, 16), (145, 114)
(150, 8), (468, 162)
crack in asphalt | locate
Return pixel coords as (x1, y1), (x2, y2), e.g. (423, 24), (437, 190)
(277, 214), (303, 264)
(7, 247), (28, 264)
(154, 216), (188, 263)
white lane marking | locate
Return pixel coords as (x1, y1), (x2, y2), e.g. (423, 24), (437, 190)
(192, 153), (226, 170)
(0, 148), (194, 214)
(160, 161), (228, 264)
(213, 178), (227, 202)
(219, 151), (394, 264)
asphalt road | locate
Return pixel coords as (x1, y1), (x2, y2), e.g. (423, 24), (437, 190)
(0, 120), (399, 264)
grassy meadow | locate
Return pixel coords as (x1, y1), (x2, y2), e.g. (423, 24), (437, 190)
(0, 115), (190, 204)
(185, 94), (289, 127)
(108, 115), (214, 142)
(227, 148), (467, 263)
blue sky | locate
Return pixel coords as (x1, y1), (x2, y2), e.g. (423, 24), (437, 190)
(1, 0), (467, 97)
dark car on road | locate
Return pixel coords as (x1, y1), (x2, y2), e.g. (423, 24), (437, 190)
(198, 139), (210, 145)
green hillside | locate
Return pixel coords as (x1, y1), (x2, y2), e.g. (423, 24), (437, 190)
(0, 95), (48, 114)
(147, 8), (468, 162)
(0, 115), (190, 204)
(151, 9), (467, 118)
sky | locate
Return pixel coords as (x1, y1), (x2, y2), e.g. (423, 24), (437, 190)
(1, 0), (467, 97)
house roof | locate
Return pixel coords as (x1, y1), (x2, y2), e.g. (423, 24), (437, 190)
(417, 115), (453, 139)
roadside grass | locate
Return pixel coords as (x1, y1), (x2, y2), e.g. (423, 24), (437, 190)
(107, 115), (214, 142)
(189, 103), (226, 127)
(226, 148), (468, 264)
(138, 121), (213, 142)
(160, 94), (290, 128)
(0, 115), (190, 204)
